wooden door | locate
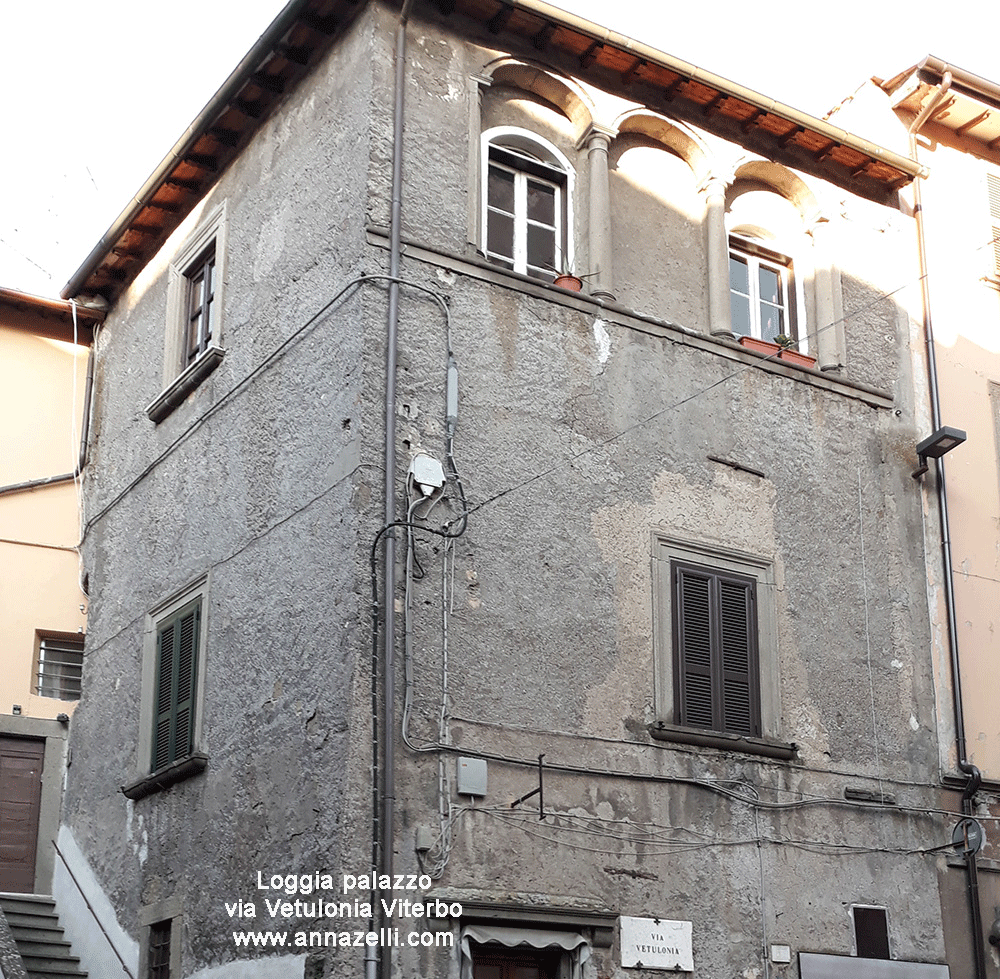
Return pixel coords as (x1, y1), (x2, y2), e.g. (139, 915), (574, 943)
(0, 736), (45, 893)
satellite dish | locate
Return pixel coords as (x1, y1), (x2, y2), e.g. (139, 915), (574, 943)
(952, 817), (985, 855)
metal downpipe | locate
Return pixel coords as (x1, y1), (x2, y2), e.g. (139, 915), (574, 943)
(379, 3), (414, 979)
(909, 72), (987, 979)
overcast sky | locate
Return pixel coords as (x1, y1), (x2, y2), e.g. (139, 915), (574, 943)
(2, 0), (997, 298)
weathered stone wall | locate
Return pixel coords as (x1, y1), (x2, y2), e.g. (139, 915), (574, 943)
(378, 8), (947, 979)
(64, 3), (951, 978)
(65, 7), (386, 977)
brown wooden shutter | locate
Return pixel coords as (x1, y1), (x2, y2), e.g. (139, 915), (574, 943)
(719, 576), (760, 736)
(673, 561), (761, 737)
(675, 566), (715, 729)
(152, 601), (200, 771)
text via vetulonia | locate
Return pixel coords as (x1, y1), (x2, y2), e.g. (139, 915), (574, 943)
(223, 872), (463, 921)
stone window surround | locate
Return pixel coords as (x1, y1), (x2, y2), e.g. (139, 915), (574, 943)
(0, 715), (69, 892)
(146, 201), (228, 424)
(470, 70), (615, 301)
(651, 534), (795, 760)
(122, 573), (211, 801)
(138, 895), (184, 979)
(850, 903), (891, 960)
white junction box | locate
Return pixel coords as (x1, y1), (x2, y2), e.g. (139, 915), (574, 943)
(457, 756), (487, 796)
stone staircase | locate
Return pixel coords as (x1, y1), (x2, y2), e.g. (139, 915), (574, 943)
(0, 894), (87, 979)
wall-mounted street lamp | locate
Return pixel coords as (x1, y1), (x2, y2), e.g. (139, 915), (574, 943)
(912, 425), (967, 479)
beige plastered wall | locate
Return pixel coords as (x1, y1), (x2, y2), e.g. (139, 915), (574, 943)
(0, 321), (88, 718)
(917, 141), (1000, 781)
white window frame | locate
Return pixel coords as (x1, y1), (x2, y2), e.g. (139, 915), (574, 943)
(652, 536), (784, 751)
(729, 236), (795, 345)
(481, 126), (575, 280)
(147, 202), (228, 423)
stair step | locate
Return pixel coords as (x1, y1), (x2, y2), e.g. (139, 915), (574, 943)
(0, 896), (56, 916)
(9, 926), (67, 944)
(20, 953), (85, 969)
(22, 969), (88, 979)
(15, 938), (76, 957)
(0, 892), (87, 978)
(3, 911), (62, 930)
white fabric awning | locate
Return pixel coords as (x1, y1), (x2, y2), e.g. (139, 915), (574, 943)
(460, 924), (591, 979)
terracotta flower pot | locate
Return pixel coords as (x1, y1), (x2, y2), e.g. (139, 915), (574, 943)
(553, 273), (583, 292)
(737, 336), (781, 356)
(777, 348), (817, 368)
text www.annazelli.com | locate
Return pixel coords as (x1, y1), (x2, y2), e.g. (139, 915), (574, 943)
(233, 929), (454, 950)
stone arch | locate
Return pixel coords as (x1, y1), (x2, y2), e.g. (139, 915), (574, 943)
(728, 159), (822, 226)
(613, 110), (711, 185)
(481, 57), (595, 134)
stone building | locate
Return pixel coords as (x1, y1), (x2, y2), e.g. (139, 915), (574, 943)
(49, 2), (963, 977)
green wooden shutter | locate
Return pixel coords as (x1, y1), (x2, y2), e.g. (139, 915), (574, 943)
(673, 562), (761, 737)
(152, 600), (200, 771)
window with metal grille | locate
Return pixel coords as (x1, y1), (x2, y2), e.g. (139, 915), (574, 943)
(671, 560), (761, 737)
(148, 919), (171, 979)
(35, 635), (84, 701)
(185, 244), (216, 365)
(152, 599), (201, 772)
(851, 905), (890, 959)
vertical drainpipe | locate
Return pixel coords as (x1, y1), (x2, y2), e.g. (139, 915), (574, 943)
(379, 3), (414, 979)
(908, 71), (987, 979)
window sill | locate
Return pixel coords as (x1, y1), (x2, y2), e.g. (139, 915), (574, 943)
(649, 722), (796, 760)
(121, 752), (208, 800)
(145, 346), (224, 424)
(364, 227), (894, 410)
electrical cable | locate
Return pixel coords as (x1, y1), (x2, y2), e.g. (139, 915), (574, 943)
(858, 465), (884, 798)
(463, 272), (917, 517)
(406, 738), (974, 820)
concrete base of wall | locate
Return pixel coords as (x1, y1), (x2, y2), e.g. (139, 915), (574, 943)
(187, 955), (307, 978)
(52, 826), (137, 979)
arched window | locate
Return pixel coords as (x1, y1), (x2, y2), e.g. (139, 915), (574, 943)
(726, 189), (809, 350)
(482, 127), (575, 281)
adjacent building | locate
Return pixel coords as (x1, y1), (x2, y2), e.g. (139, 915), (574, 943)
(833, 55), (1000, 979)
(46, 3), (976, 978)
(0, 287), (95, 894)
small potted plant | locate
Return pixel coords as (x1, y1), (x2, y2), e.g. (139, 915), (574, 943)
(773, 334), (816, 368)
(547, 263), (597, 292)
